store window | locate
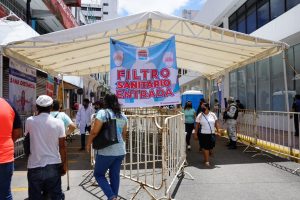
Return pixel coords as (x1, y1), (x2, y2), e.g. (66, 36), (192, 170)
(237, 67), (247, 108)
(237, 5), (246, 33)
(229, 13), (237, 31)
(257, 58), (270, 111)
(229, 71), (237, 99)
(294, 44), (300, 94)
(246, 5), (257, 34)
(270, 54), (285, 111)
(270, 0), (285, 19)
(286, 0), (300, 10)
(246, 64), (256, 110)
(257, 0), (270, 28)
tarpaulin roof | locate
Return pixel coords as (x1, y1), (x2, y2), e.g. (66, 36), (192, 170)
(3, 11), (288, 79)
(0, 16), (39, 46)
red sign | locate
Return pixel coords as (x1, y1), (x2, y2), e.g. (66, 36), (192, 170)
(43, 0), (78, 29)
(63, 0), (81, 7)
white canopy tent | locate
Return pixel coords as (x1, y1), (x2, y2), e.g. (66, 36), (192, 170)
(0, 14), (39, 97)
(2, 11), (291, 111)
(3, 11), (288, 79)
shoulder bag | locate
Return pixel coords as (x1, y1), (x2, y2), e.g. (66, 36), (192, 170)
(92, 110), (119, 150)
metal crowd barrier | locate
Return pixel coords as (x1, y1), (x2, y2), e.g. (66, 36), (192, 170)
(14, 114), (31, 160)
(122, 113), (189, 199)
(89, 108), (189, 199)
(234, 110), (300, 164)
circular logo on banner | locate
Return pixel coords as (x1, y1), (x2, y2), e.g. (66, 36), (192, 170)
(136, 48), (149, 61)
(163, 52), (174, 67)
(113, 51), (123, 67)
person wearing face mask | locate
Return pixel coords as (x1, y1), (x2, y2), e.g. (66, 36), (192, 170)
(194, 103), (220, 167)
(182, 101), (196, 150)
(76, 99), (94, 151)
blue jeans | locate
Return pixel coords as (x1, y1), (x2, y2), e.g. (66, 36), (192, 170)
(27, 164), (64, 200)
(0, 162), (14, 200)
(94, 154), (125, 200)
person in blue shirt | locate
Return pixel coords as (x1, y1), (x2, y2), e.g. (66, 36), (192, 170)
(86, 94), (127, 200)
(183, 101), (196, 150)
(50, 100), (76, 136)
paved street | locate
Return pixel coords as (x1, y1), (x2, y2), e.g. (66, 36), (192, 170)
(12, 135), (300, 200)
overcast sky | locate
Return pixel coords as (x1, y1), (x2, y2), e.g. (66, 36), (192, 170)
(81, 0), (207, 16)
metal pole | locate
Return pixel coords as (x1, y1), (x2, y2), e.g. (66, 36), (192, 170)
(282, 50), (291, 149)
(0, 50), (3, 97)
(62, 74), (65, 109)
(26, 0), (32, 25)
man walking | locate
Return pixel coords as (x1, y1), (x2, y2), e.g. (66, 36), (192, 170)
(76, 98), (93, 150)
(224, 97), (239, 149)
(0, 98), (22, 200)
(25, 95), (66, 199)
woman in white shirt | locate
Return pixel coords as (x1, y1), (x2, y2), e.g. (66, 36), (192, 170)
(194, 103), (220, 167)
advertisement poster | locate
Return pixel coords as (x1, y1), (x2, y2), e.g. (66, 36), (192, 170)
(9, 59), (36, 115)
(110, 36), (180, 108)
(46, 75), (54, 97)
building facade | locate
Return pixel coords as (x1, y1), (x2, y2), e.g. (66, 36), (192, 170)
(81, 0), (118, 24)
(181, 0), (300, 111)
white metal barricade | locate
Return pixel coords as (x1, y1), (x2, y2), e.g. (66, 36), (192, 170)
(89, 111), (189, 199)
(235, 110), (300, 163)
(14, 137), (25, 159)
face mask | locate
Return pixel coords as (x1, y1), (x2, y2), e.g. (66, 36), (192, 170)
(187, 103), (192, 107)
(201, 107), (206, 113)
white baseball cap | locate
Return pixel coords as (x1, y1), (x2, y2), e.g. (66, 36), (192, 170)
(36, 95), (53, 107)
(229, 97), (235, 101)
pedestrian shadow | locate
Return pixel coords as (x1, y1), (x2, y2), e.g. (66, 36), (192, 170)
(79, 170), (127, 200)
(186, 136), (285, 169)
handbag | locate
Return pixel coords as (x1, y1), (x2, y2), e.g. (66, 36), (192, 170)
(23, 133), (30, 156)
(92, 110), (118, 150)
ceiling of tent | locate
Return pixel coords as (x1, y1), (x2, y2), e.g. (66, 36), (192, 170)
(3, 11), (288, 79)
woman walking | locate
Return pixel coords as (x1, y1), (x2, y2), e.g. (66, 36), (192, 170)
(86, 94), (127, 200)
(183, 101), (196, 150)
(194, 103), (219, 166)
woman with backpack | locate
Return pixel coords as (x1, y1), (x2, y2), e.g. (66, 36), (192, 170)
(194, 102), (220, 167)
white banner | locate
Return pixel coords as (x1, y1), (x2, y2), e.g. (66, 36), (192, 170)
(9, 59), (36, 115)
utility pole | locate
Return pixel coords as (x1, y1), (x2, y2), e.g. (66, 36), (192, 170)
(26, 0), (31, 25)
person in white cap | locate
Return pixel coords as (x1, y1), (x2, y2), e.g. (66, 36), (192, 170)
(223, 97), (239, 149)
(25, 95), (66, 199)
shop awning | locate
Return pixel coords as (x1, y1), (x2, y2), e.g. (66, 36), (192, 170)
(3, 11), (288, 79)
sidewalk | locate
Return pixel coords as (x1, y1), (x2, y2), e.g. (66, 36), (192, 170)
(12, 135), (300, 200)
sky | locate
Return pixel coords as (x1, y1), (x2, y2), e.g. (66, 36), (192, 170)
(82, 0), (207, 17)
(118, 0), (207, 16)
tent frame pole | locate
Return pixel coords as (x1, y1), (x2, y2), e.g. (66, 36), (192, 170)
(282, 50), (291, 148)
(0, 49), (3, 97)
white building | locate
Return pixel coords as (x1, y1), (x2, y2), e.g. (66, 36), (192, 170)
(81, 0), (118, 24)
(181, 0), (300, 111)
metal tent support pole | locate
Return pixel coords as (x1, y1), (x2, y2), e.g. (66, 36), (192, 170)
(0, 50), (3, 97)
(282, 50), (292, 151)
(62, 74), (65, 109)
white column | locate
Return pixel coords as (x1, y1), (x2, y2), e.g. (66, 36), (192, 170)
(282, 50), (291, 148)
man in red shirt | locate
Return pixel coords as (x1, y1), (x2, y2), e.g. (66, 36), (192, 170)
(0, 98), (22, 200)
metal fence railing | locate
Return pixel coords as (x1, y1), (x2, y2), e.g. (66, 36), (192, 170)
(14, 114), (31, 159)
(89, 108), (190, 199)
(225, 110), (300, 165)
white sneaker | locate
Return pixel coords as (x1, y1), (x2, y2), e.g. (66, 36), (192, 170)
(187, 145), (191, 150)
